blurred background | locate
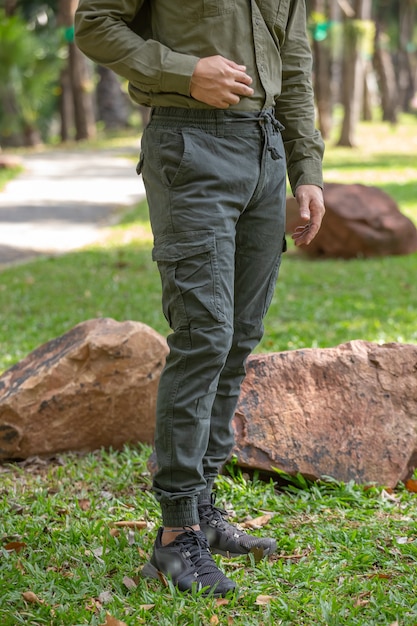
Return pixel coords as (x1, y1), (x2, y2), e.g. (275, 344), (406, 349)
(0, 0), (416, 369)
(0, 0), (416, 150)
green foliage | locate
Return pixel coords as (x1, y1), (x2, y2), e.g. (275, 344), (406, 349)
(0, 164), (23, 191)
(0, 9), (65, 144)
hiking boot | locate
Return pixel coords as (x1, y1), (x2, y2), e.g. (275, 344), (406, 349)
(198, 495), (277, 558)
(141, 526), (236, 596)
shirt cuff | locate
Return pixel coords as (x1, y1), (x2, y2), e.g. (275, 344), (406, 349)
(160, 51), (200, 96)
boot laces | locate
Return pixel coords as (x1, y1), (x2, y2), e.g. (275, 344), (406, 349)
(199, 496), (244, 538)
(174, 527), (224, 577)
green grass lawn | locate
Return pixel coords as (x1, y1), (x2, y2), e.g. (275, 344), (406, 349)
(1, 115), (417, 625)
(1, 449), (417, 625)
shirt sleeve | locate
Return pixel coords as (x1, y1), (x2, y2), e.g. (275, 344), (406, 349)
(274, 0), (324, 194)
(74, 0), (199, 97)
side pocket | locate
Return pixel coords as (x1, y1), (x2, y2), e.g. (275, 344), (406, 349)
(136, 152), (144, 175)
(157, 128), (191, 187)
(152, 230), (225, 330)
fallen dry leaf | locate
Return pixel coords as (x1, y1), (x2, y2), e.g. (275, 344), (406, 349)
(215, 598), (230, 607)
(353, 591), (371, 608)
(405, 479), (417, 493)
(101, 614), (128, 626)
(111, 520), (147, 529)
(22, 591), (43, 604)
(122, 575), (137, 590)
(255, 594), (274, 605)
(396, 536), (412, 544)
(367, 572), (393, 580)
(274, 548), (312, 561)
(85, 598), (102, 612)
(242, 514), (273, 529)
(15, 559), (26, 573)
(380, 489), (400, 503)
(4, 541), (27, 553)
(247, 545), (265, 563)
(98, 590), (113, 604)
(78, 498), (91, 511)
(137, 546), (147, 558)
(210, 616), (219, 625)
(157, 571), (169, 587)
(139, 604), (155, 611)
(127, 530), (136, 546)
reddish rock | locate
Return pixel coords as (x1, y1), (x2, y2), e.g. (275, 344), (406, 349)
(0, 318), (168, 460)
(232, 341), (417, 487)
(286, 183), (417, 258)
(0, 154), (22, 169)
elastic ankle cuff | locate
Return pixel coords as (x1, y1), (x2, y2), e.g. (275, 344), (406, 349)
(160, 496), (200, 527)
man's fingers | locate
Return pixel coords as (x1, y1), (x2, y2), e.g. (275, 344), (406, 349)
(292, 221), (320, 246)
(293, 184), (325, 246)
(190, 55), (254, 108)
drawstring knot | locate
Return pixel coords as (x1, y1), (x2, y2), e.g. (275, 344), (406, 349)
(258, 110), (284, 160)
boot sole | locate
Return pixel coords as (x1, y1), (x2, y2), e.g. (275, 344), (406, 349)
(141, 561), (236, 597)
(211, 541), (277, 559)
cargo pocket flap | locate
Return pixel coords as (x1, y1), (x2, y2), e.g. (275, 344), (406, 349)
(152, 230), (216, 262)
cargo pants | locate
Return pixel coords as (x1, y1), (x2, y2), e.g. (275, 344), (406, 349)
(138, 107), (287, 527)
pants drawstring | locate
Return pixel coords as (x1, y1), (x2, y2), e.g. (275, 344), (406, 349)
(257, 110), (284, 161)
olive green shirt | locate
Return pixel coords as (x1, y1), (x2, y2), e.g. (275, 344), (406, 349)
(74, 0), (324, 192)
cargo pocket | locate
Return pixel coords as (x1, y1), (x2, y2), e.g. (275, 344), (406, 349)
(152, 230), (225, 331)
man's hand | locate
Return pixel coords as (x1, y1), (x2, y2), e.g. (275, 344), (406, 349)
(190, 55), (254, 108)
(292, 184), (325, 246)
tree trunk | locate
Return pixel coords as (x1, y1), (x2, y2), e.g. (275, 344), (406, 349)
(337, 0), (372, 147)
(362, 67), (373, 121)
(57, 0), (96, 141)
(59, 64), (73, 142)
(4, 0), (17, 15)
(373, 24), (398, 124)
(96, 66), (130, 130)
(397, 0), (415, 112)
(69, 42), (96, 141)
(312, 0), (334, 140)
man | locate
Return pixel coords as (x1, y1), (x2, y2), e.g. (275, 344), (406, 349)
(75, 0), (325, 597)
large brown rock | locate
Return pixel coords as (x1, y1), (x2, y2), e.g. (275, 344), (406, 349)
(232, 341), (417, 487)
(286, 183), (417, 258)
(0, 318), (168, 460)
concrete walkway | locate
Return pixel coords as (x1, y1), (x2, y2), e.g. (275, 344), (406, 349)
(0, 145), (146, 268)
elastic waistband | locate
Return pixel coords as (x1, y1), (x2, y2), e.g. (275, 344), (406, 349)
(149, 106), (282, 134)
